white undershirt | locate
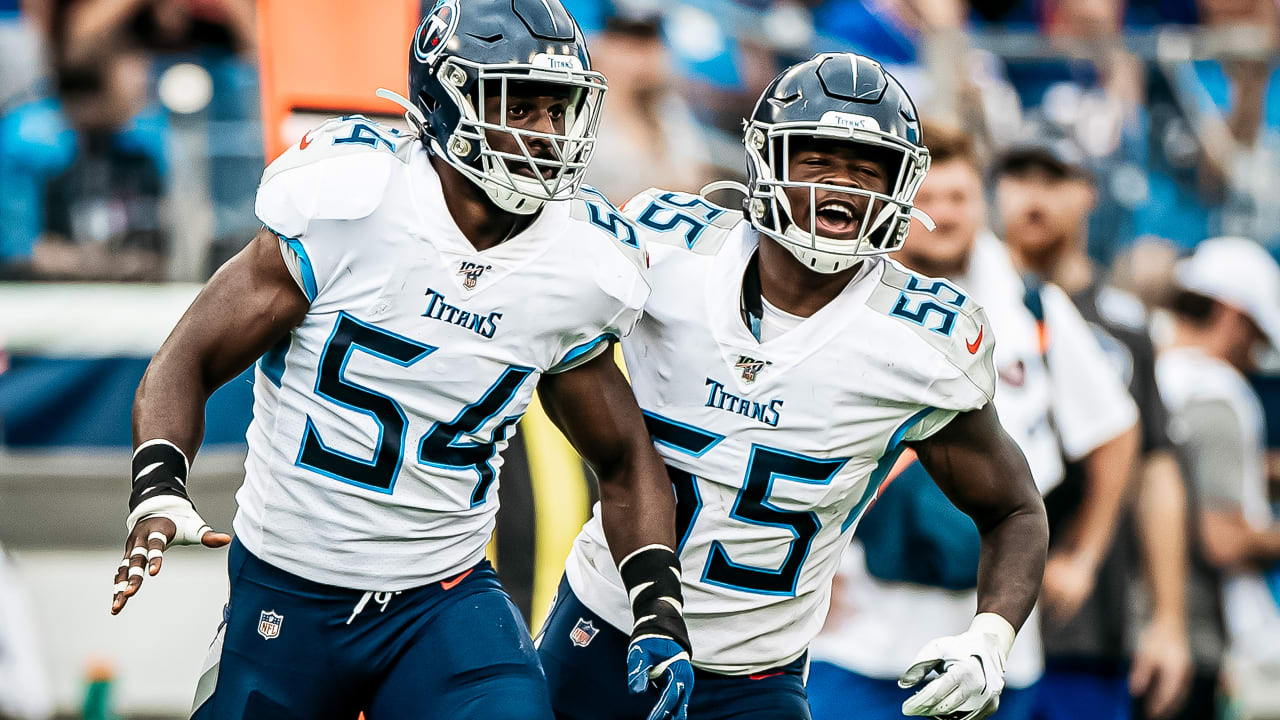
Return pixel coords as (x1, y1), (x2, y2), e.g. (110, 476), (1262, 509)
(758, 296), (806, 342)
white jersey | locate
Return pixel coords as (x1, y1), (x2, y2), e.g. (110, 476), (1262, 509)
(1158, 347), (1280, 664)
(812, 232), (1138, 688)
(564, 189), (996, 674)
(234, 117), (648, 591)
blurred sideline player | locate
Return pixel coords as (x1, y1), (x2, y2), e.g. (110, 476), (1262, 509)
(1158, 238), (1280, 718)
(807, 122), (1140, 720)
(538, 53), (1049, 720)
(996, 129), (1194, 720)
(0, 541), (54, 720)
(109, 1), (694, 718)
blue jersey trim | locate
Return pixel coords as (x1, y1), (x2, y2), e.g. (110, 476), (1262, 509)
(841, 406), (937, 532)
(266, 225), (318, 302)
(257, 333), (291, 388)
(549, 333), (614, 373)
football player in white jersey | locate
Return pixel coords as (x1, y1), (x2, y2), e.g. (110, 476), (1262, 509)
(108, 1), (694, 718)
(539, 53), (1049, 720)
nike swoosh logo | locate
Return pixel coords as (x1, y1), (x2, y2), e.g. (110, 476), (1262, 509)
(749, 671), (784, 680)
(299, 132), (313, 150)
(966, 325), (984, 354)
(440, 568), (473, 590)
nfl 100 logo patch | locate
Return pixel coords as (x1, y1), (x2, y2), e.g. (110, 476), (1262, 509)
(457, 261), (492, 290)
(258, 610), (283, 640)
(734, 355), (771, 383)
(569, 618), (598, 647)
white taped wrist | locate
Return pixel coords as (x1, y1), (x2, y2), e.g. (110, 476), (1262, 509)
(125, 495), (212, 545)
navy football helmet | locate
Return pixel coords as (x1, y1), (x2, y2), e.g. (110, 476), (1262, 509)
(385, 0), (607, 214)
(741, 53), (932, 272)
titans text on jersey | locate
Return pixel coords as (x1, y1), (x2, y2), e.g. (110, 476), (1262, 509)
(240, 116), (648, 591)
(563, 188), (997, 675)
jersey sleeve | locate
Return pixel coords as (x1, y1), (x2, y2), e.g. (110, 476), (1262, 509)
(1043, 284), (1139, 461)
(255, 116), (404, 301)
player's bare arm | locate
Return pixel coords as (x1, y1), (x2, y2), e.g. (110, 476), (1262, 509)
(894, 403), (1047, 719)
(908, 402), (1048, 630)
(538, 350), (679, 561)
(112, 228), (308, 614)
(539, 349), (695, 715)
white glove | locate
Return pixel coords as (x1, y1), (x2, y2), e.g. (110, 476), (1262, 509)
(898, 613), (1015, 720)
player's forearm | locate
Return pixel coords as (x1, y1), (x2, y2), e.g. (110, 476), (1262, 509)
(975, 498), (1049, 630)
(132, 345), (214, 458)
(597, 445), (679, 565)
(1135, 451), (1188, 627)
(1062, 423), (1139, 568)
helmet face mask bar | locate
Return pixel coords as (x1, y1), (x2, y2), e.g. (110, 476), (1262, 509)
(741, 53), (933, 274)
(430, 56), (607, 214)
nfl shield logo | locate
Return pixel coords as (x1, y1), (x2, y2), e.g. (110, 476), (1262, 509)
(258, 610), (283, 640)
(569, 618), (598, 648)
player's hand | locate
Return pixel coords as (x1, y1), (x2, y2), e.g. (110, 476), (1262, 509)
(627, 636), (694, 720)
(1040, 551), (1096, 626)
(1129, 617), (1192, 719)
(898, 614), (1014, 720)
(111, 497), (230, 615)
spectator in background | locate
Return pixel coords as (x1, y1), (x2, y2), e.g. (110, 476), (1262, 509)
(31, 41), (168, 281)
(575, 2), (711, 202)
(807, 121), (1140, 720)
(996, 128), (1197, 720)
(1157, 237), (1280, 719)
(1176, 0), (1280, 249)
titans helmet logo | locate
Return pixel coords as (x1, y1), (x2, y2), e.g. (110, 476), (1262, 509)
(414, 0), (460, 66)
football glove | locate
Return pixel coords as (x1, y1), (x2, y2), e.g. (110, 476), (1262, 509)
(627, 636), (694, 720)
(898, 613), (1016, 720)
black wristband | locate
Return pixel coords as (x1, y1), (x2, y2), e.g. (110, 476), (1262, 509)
(129, 440), (191, 511)
(619, 545), (691, 655)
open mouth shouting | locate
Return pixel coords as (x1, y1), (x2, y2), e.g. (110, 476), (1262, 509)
(813, 197), (861, 239)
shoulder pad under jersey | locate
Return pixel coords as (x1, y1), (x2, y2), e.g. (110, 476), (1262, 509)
(868, 259), (997, 407)
(256, 116), (415, 238)
(620, 187), (740, 256)
(572, 186), (649, 275)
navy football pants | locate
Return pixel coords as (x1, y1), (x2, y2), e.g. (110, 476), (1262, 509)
(191, 539), (553, 720)
(538, 576), (812, 720)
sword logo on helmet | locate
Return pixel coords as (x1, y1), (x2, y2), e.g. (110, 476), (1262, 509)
(414, 0), (460, 66)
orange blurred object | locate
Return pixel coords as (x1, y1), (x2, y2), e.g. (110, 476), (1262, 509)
(257, 0), (420, 162)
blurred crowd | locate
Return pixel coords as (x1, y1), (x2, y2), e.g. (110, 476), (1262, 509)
(2, 0), (1280, 719)
(2, 0), (1280, 281)
(0, 0), (259, 282)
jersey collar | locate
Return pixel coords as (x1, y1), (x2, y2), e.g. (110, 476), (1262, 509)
(707, 223), (880, 393)
(406, 146), (566, 296)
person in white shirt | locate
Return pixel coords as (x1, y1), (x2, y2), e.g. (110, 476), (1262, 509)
(808, 121), (1139, 720)
(1157, 237), (1280, 717)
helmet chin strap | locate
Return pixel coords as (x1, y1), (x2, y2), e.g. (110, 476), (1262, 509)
(376, 88), (429, 137)
(912, 207), (936, 231)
